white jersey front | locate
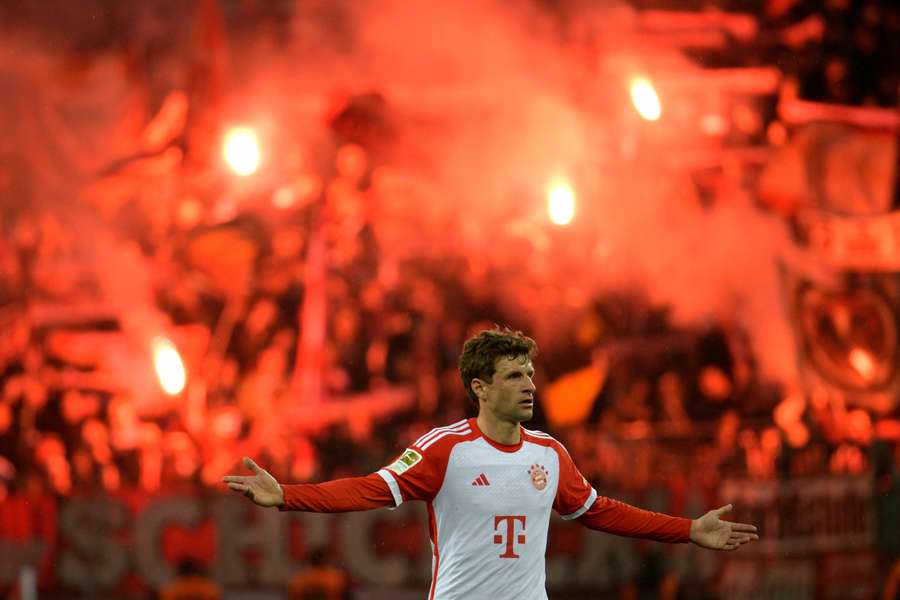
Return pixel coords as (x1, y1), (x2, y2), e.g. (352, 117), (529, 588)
(377, 418), (597, 600)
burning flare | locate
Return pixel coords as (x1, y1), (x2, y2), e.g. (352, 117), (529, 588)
(223, 127), (261, 175)
(547, 178), (576, 226)
(630, 77), (661, 121)
(153, 337), (186, 396)
(848, 347), (875, 381)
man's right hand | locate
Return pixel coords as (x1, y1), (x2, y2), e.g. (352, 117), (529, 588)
(223, 457), (285, 507)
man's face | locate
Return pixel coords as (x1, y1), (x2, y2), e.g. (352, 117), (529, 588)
(478, 355), (536, 423)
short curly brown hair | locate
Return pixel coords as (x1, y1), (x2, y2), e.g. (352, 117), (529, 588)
(458, 326), (538, 407)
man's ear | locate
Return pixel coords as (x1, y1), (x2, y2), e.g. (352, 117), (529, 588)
(471, 378), (487, 400)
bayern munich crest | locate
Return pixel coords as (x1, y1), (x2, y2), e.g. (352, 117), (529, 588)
(528, 464), (548, 491)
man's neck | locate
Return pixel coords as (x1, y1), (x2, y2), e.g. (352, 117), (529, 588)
(476, 413), (521, 445)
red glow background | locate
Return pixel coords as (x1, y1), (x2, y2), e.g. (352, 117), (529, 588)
(0, 0), (898, 598)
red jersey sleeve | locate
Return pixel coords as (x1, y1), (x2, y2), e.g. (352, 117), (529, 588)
(279, 473), (394, 512)
(577, 496), (692, 543)
(552, 440), (600, 519)
(376, 445), (447, 506)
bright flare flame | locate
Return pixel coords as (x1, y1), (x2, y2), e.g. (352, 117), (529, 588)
(547, 179), (576, 226)
(223, 127), (261, 176)
(848, 347), (875, 381)
(630, 77), (661, 121)
(153, 337), (186, 396)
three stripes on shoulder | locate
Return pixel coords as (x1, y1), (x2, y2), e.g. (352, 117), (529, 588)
(413, 420), (472, 451)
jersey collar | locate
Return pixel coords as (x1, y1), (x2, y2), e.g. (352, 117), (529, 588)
(469, 417), (524, 453)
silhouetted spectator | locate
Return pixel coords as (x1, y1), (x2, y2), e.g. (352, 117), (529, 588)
(159, 558), (221, 600)
(287, 547), (350, 600)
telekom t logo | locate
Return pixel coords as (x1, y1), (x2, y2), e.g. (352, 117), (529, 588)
(493, 515), (526, 558)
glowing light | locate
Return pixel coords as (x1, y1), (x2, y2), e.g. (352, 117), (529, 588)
(630, 77), (661, 121)
(547, 178), (576, 226)
(223, 127), (261, 176)
(272, 186), (296, 209)
(153, 337), (186, 396)
(848, 347), (875, 381)
(701, 113), (727, 136)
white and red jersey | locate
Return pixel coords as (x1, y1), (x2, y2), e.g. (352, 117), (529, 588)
(281, 418), (691, 600)
(375, 418), (597, 599)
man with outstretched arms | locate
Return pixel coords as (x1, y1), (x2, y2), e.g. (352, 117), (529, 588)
(225, 328), (759, 599)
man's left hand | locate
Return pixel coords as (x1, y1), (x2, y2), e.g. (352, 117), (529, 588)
(690, 504), (759, 550)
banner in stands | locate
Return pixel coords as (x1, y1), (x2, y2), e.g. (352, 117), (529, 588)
(794, 209), (900, 270)
(0, 488), (687, 598)
(780, 261), (900, 413)
(0, 476), (876, 598)
(718, 475), (875, 600)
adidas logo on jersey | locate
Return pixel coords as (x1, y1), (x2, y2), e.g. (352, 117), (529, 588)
(471, 473), (491, 486)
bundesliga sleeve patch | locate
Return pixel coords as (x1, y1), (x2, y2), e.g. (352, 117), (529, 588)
(386, 448), (422, 475)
